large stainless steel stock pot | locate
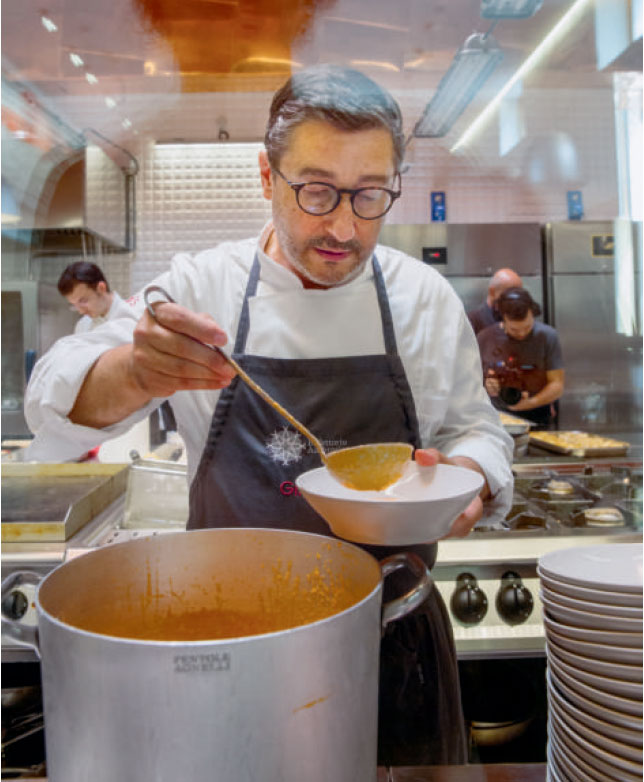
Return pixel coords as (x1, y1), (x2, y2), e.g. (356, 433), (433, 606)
(1, 528), (432, 782)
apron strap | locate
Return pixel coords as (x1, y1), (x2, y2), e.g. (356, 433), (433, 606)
(233, 252), (399, 356)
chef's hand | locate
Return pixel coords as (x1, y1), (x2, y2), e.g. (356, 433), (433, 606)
(131, 300), (237, 397)
(414, 448), (490, 539)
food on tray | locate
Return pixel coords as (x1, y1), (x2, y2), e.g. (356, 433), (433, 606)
(499, 413), (529, 426)
(584, 507), (625, 526)
(529, 431), (629, 454)
(547, 479), (574, 494)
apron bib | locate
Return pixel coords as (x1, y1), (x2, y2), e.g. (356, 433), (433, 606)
(187, 253), (467, 765)
(188, 254), (421, 536)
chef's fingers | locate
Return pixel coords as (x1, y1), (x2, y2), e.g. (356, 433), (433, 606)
(146, 299), (229, 348)
(413, 447), (440, 466)
(129, 309), (235, 396)
(415, 449), (490, 501)
(442, 495), (483, 539)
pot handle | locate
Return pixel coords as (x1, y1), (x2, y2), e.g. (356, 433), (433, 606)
(1, 571), (42, 657)
(380, 552), (433, 630)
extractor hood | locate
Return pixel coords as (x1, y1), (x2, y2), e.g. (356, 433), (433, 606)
(3, 138), (136, 257)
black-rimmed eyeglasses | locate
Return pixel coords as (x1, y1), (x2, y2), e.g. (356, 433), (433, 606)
(272, 168), (401, 220)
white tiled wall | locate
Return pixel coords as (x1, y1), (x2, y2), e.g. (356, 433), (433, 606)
(44, 84), (621, 296)
(132, 141), (272, 292)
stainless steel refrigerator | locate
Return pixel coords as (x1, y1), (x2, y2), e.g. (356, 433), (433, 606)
(379, 222), (545, 314)
(544, 220), (642, 435)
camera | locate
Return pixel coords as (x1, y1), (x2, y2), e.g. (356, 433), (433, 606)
(488, 360), (525, 406)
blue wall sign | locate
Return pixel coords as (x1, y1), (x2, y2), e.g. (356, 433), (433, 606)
(431, 191), (446, 222)
(567, 190), (584, 220)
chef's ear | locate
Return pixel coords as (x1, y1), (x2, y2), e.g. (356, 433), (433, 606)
(258, 150), (273, 200)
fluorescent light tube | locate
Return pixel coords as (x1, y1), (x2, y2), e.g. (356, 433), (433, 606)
(413, 33), (503, 138)
(451, 0), (592, 153)
(481, 0), (543, 19)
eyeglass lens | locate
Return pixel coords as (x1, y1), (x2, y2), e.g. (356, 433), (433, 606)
(297, 183), (395, 219)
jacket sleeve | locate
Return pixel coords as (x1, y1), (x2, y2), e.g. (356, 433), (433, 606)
(23, 293), (160, 462)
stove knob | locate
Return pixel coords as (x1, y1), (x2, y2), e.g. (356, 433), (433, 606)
(495, 571), (533, 626)
(450, 573), (488, 625)
(1, 589), (29, 620)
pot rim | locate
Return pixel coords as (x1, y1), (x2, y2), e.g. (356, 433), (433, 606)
(35, 527), (384, 647)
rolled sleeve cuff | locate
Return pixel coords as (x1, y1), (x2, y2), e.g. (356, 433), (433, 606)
(446, 436), (514, 518)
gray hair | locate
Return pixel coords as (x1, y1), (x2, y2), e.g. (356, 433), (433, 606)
(264, 64), (405, 172)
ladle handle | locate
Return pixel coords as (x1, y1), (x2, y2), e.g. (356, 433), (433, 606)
(143, 285), (326, 461)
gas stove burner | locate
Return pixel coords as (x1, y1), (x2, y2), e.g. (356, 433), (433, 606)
(512, 514), (548, 531)
(545, 479), (574, 495)
(506, 512), (549, 531)
(582, 506), (625, 527)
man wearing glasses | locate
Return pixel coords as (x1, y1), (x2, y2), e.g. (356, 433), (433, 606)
(26, 65), (512, 766)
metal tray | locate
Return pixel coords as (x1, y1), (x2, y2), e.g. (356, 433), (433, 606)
(499, 413), (533, 436)
(528, 431), (630, 457)
(1, 463), (128, 542)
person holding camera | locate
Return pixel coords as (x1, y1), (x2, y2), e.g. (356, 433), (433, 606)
(477, 287), (564, 427)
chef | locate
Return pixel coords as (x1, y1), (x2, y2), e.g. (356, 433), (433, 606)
(25, 64), (513, 765)
(57, 261), (136, 334)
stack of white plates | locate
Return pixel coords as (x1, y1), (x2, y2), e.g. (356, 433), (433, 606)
(538, 543), (643, 782)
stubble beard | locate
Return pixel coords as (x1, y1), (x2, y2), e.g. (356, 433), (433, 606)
(277, 227), (372, 288)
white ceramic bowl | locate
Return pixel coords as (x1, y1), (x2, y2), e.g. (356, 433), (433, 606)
(295, 462), (484, 546)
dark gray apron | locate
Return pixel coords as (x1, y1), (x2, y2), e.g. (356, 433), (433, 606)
(188, 254), (467, 765)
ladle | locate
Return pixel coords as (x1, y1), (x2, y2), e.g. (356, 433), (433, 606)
(143, 286), (413, 491)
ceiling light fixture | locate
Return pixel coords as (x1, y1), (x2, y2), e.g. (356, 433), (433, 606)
(451, 0), (592, 153)
(105, 97), (117, 109)
(85, 72), (98, 85)
(412, 32), (503, 138)
(69, 53), (84, 67)
(41, 16), (58, 33)
(480, 0), (543, 19)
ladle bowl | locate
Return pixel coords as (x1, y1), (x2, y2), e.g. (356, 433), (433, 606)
(144, 286), (414, 491)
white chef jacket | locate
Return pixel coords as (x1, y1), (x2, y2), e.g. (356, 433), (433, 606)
(25, 223), (513, 517)
(73, 292), (137, 334)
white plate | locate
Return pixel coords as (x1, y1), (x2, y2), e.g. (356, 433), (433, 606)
(541, 591), (644, 633)
(295, 462), (484, 546)
(547, 668), (643, 732)
(549, 706), (643, 779)
(548, 655), (643, 718)
(547, 648), (643, 701)
(541, 584), (643, 619)
(548, 715), (624, 782)
(548, 674), (643, 750)
(547, 638), (642, 683)
(540, 571), (643, 608)
(549, 691), (643, 764)
(538, 543), (643, 594)
(548, 734), (599, 782)
(543, 617), (643, 665)
(546, 744), (572, 782)
(542, 612), (643, 650)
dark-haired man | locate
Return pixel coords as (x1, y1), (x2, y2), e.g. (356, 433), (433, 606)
(478, 287), (564, 427)
(58, 261), (135, 333)
(26, 64), (513, 765)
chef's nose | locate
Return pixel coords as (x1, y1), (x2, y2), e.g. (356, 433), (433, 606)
(325, 195), (357, 243)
